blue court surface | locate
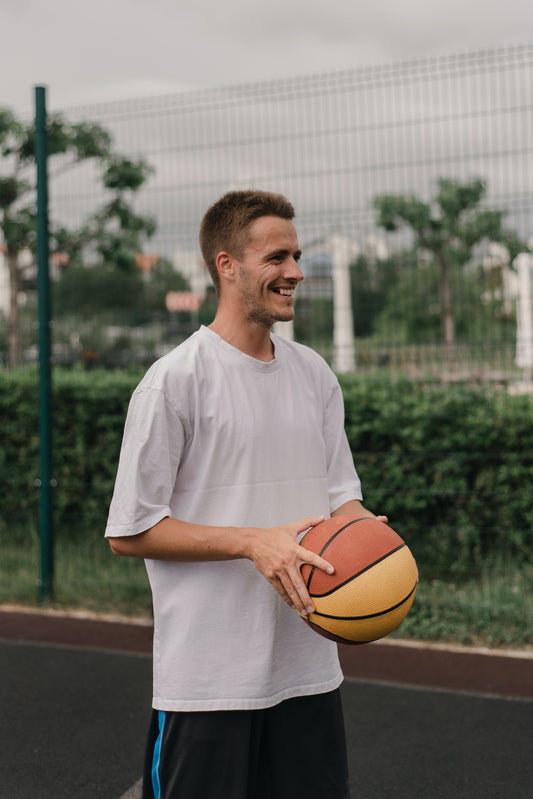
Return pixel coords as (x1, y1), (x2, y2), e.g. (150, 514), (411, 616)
(1, 610), (532, 799)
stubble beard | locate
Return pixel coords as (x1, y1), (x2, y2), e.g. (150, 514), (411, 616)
(239, 275), (294, 328)
(243, 294), (295, 327)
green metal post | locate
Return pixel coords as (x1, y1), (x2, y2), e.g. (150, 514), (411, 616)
(35, 85), (54, 604)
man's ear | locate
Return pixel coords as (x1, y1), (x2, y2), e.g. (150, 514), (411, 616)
(216, 251), (235, 284)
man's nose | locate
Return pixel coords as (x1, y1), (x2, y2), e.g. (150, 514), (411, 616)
(286, 258), (304, 282)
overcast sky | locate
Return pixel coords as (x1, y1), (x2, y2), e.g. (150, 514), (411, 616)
(1, 0), (531, 115)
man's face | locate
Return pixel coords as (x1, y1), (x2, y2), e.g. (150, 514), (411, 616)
(233, 215), (304, 327)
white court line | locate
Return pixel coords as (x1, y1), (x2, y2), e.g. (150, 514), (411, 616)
(117, 777), (142, 799)
(374, 637), (533, 660)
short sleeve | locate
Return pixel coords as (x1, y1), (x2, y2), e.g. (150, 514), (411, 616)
(105, 387), (185, 537)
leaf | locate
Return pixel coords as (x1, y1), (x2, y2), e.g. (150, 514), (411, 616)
(71, 122), (112, 159)
(0, 177), (20, 208)
(102, 157), (153, 191)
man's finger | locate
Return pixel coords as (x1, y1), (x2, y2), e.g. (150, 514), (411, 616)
(299, 548), (335, 575)
(271, 567), (314, 615)
(285, 566), (319, 615)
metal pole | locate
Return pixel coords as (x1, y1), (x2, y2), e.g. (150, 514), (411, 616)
(35, 85), (54, 603)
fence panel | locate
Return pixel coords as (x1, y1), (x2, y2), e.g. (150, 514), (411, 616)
(1, 46), (532, 641)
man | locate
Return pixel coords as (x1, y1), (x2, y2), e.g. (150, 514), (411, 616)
(106, 190), (384, 798)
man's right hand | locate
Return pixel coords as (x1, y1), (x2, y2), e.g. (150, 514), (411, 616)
(244, 517), (334, 616)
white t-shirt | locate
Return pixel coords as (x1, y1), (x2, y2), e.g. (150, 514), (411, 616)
(106, 326), (362, 711)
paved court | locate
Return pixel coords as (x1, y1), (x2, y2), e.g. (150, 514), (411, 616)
(1, 641), (151, 798)
(1, 611), (532, 799)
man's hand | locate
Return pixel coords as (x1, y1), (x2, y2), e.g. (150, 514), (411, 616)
(245, 516), (334, 615)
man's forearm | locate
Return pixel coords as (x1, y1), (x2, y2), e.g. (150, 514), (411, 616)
(108, 516), (246, 562)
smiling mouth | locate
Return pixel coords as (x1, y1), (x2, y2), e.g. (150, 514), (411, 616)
(271, 287), (295, 297)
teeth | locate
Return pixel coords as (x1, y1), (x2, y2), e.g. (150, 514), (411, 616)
(277, 288), (294, 296)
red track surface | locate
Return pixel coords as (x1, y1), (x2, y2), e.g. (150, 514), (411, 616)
(1, 606), (532, 699)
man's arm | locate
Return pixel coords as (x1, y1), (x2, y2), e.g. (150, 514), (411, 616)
(332, 499), (387, 523)
(108, 514), (333, 616)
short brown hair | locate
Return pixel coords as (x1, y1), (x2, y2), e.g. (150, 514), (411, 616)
(199, 190), (295, 293)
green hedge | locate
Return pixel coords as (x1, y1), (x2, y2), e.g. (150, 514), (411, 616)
(340, 376), (533, 573)
(0, 369), (140, 536)
(1, 369), (532, 575)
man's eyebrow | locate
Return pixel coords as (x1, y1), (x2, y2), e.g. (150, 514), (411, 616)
(266, 248), (302, 261)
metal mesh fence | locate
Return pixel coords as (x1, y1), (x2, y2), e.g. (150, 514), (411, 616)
(53, 45), (533, 243)
(2, 43), (533, 374)
(1, 45), (533, 636)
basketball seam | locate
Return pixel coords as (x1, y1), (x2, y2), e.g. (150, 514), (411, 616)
(303, 517), (376, 589)
(309, 542), (407, 597)
(305, 617), (348, 644)
(311, 583), (417, 621)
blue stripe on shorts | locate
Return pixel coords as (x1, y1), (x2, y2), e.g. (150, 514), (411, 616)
(151, 710), (166, 799)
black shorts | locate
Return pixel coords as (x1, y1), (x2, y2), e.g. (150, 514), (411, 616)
(142, 688), (350, 799)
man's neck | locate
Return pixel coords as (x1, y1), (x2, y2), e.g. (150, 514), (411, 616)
(208, 315), (275, 362)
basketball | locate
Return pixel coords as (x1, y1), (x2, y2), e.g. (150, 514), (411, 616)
(300, 516), (418, 644)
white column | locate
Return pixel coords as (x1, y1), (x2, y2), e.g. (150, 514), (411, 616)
(0, 250), (9, 316)
(330, 233), (356, 373)
(515, 253), (533, 381)
(272, 320), (294, 340)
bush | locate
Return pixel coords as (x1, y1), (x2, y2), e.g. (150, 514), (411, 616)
(0, 368), (141, 535)
(1, 370), (532, 576)
(339, 376), (533, 573)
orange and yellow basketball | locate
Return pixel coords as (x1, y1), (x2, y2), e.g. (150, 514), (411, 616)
(300, 516), (418, 645)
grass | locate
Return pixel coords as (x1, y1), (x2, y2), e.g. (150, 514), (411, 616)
(1, 528), (532, 650)
(0, 526), (152, 618)
(393, 565), (533, 649)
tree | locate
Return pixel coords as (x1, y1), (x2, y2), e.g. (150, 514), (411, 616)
(143, 258), (190, 312)
(0, 107), (155, 365)
(349, 253), (400, 338)
(53, 257), (190, 322)
(371, 246), (508, 345)
(374, 178), (527, 344)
